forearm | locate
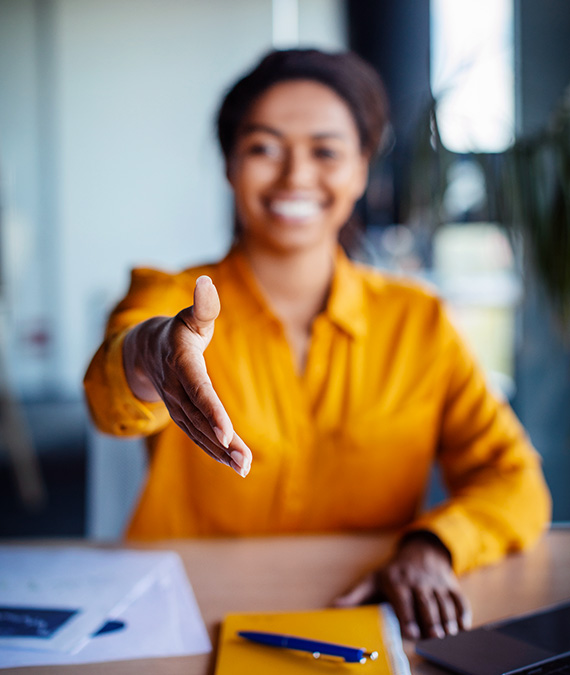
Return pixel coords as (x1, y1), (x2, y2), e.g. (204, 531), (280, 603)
(408, 454), (551, 575)
(427, 311), (552, 574)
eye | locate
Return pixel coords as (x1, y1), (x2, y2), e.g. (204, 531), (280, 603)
(246, 142), (281, 158)
(313, 146), (339, 160)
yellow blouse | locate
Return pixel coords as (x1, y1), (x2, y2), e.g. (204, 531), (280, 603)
(84, 247), (551, 574)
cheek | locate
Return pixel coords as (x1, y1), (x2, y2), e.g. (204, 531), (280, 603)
(235, 159), (281, 194)
(326, 165), (366, 202)
(232, 166), (275, 225)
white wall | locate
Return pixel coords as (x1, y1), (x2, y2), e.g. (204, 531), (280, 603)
(0, 0), (346, 398)
(0, 0), (48, 392)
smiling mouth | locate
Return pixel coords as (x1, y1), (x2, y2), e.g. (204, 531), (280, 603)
(268, 199), (322, 220)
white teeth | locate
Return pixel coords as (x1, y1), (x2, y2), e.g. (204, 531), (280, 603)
(270, 200), (320, 219)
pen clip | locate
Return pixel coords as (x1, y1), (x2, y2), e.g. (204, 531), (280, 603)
(312, 649), (379, 664)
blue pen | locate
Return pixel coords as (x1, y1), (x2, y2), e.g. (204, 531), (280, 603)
(237, 630), (379, 663)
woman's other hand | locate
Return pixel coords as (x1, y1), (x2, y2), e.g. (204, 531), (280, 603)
(123, 275), (252, 477)
(334, 532), (472, 640)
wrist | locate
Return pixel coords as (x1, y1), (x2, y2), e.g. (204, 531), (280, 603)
(399, 530), (452, 564)
(123, 318), (166, 402)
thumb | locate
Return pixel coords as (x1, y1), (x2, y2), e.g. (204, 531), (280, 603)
(177, 275), (220, 342)
(193, 275), (220, 326)
(332, 574), (376, 608)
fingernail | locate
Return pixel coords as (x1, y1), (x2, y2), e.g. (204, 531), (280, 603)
(196, 275), (212, 287)
(230, 450), (244, 468)
(404, 623), (421, 640)
(446, 620), (459, 636)
(430, 625), (445, 639)
(230, 450), (250, 477)
(228, 458), (243, 476)
(214, 426), (230, 448)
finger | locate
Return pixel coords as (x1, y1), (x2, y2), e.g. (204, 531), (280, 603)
(163, 358), (245, 470)
(333, 574), (377, 607)
(168, 403), (227, 461)
(450, 588), (472, 631)
(385, 582), (421, 640)
(191, 435), (242, 474)
(414, 586), (445, 639)
(183, 425), (241, 474)
(193, 430), (246, 476)
(192, 430), (247, 477)
(177, 352), (235, 449)
(169, 412), (225, 464)
(178, 406), (252, 478)
(172, 411), (246, 476)
(166, 386), (230, 450)
(434, 589), (459, 636)
(227, 432), (252, 477)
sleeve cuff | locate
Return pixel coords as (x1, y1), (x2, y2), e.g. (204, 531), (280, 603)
(103, 328), (171, 436)
(403, 503), (510, 575)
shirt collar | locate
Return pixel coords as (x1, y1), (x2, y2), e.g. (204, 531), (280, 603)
(325, 247), (372, 338)
(218, 245), (380, 339)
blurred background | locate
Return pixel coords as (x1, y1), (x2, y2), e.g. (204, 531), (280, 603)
(0, 0), (568, 539)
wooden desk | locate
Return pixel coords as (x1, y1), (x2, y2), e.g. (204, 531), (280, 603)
(7, 528), (570, 675)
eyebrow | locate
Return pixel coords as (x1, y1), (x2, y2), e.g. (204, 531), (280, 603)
(240, 123), (348, 141)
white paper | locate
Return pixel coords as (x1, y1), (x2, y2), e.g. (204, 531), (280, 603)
(379, 603), (411, 675)
(0, 547), (211, 668)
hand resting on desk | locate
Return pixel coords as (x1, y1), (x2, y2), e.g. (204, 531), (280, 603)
(335, 531), (472, 640)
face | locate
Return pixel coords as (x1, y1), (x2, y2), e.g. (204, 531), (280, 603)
(226, 80), (369, 254)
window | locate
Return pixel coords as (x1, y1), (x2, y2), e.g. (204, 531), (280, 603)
(430, 0), (514, 153)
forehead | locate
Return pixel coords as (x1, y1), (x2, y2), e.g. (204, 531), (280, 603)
(242, 79), (360, 139)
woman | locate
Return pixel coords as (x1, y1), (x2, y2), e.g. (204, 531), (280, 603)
(84, 49), (551, 640)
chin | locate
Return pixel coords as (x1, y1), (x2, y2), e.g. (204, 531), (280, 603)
(265, 230), (337, 255)
(241, 213), (343, 253)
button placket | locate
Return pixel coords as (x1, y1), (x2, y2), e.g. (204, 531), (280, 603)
(277, 316), (332, 530)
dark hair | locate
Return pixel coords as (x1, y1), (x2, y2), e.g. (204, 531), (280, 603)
(216, 48), (389, 162)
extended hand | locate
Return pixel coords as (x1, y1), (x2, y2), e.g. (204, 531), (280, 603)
(334, 533), (472, 640)
(123, 275), (252, 477)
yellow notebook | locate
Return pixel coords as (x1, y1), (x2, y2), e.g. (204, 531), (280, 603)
(214, 604), (410, 674)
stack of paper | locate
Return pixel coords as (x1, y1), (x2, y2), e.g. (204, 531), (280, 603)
(0, 546), (211, 668)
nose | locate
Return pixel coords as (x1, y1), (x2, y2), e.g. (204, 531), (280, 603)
(280, 147), (316, 187)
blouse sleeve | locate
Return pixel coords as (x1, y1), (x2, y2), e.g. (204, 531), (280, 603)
(83, 267), (193, 437)
(406, 303), (552, 575)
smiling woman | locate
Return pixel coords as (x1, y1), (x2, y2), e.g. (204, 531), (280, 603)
(84, 48), (550, 642)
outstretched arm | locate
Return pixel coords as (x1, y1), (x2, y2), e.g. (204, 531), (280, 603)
(122, 275), (251, 476)
(84, 272), (252, 477)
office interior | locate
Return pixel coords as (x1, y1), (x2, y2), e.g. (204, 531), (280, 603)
(0, 0), (569, 540)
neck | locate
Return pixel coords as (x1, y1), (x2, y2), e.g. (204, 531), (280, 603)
(238, 239), (337, 321)
(238, 239), (338, 374)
